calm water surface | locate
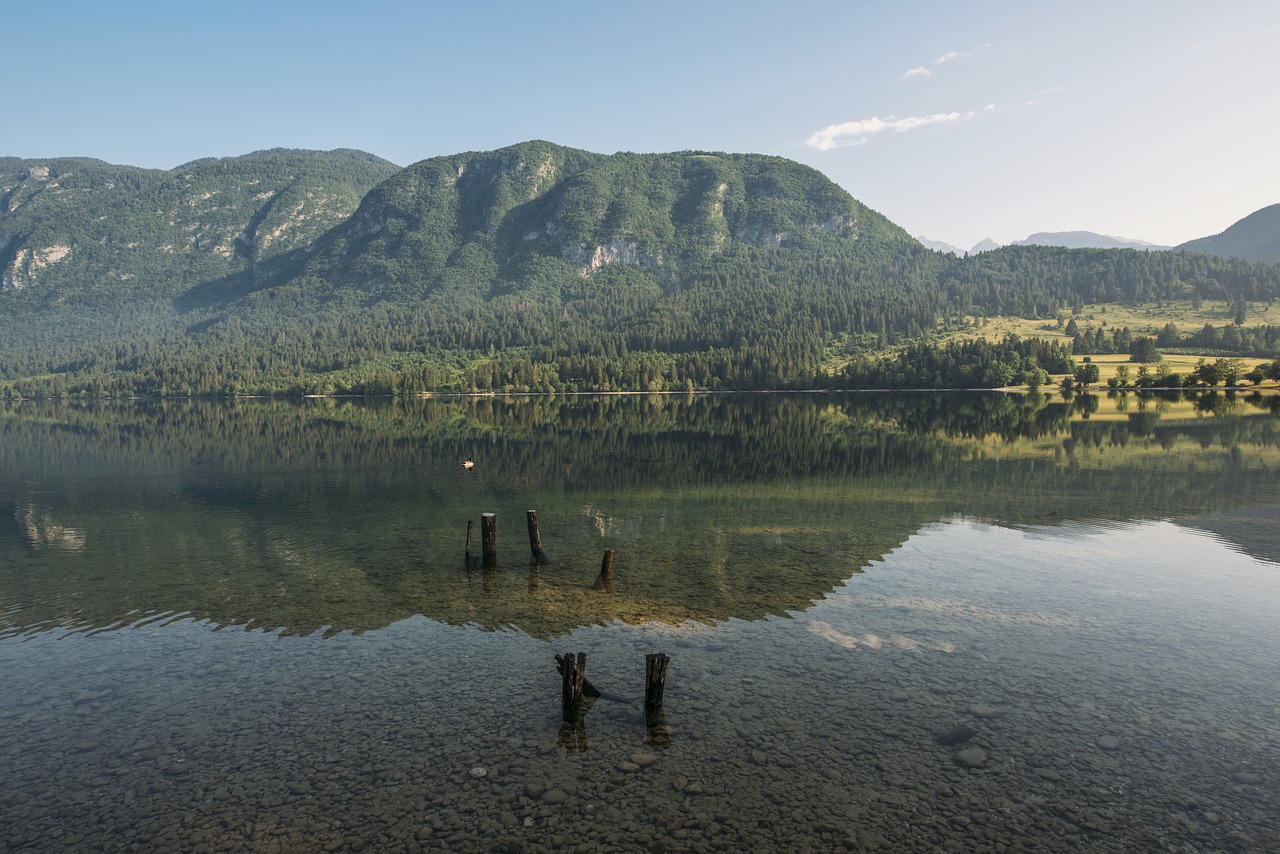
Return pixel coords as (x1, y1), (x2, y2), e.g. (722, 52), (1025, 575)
(2, 392), (1278, 852)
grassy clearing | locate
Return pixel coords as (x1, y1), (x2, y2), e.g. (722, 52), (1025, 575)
(938, 298), (1278, 388)
(1075, 353), (1273, 384)
(953, 298), (1280, 346)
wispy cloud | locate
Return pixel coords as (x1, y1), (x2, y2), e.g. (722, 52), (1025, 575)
(902, 47), (978, 83)
(806, 105), (996, 151)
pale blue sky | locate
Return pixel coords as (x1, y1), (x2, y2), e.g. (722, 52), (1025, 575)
(6, 0), (1277, 248)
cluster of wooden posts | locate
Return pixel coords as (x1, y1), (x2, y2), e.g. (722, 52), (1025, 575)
(460, 510), (669, 752)
(556, 651), (671, 753)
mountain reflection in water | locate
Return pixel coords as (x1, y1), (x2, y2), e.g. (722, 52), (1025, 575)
(2, 390), (1278, 639)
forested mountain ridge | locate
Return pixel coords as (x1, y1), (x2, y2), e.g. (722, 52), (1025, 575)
(297, 140), (915, 300)
(0, 149), (401, 295)
(2, 142), (1280, 397)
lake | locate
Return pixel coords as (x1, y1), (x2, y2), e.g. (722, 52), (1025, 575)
(2, 391), (1278, 852)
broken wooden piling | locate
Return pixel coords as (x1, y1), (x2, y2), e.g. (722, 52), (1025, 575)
(526, 510), (548, 565)
(481, 513), (497, 567)
(555, 653), (605, 699)
(645, 653), (672, 748)
(644, 652), (669, 711)
(560, 651), (587, 722)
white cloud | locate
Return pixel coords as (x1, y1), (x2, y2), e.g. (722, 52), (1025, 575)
(806, 105), (997, 151)
(935, 49), (973, 65)
(901, 66), (932, 80)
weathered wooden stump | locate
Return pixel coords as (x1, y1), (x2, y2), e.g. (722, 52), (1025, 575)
(481, 513), (497, 568)
(526, 510), (548, 565)
(593, 549), (614, 591)
(560, 651), (587, 722)
(556, 653), (605, 700)
(644, 652), (669, 711)
(645, 652), (672, 749)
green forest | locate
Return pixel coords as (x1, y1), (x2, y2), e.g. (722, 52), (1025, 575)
(3, 142), (1280, 397)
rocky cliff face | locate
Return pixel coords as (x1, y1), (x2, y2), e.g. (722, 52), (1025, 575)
(2, 245), (71, 290)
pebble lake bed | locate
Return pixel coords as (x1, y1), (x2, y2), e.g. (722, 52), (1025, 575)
(2, 393), (1279, 852)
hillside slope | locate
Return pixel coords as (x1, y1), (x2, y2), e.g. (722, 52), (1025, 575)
(1177, 203), (1280, 263)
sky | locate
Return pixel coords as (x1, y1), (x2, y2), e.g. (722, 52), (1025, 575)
(6, 0), (1278, 250)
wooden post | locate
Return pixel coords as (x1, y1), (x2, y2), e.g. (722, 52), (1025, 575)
(561, 652), (586, 722)
(481, 513), (497, 568)
(556, 654), (604, 699)
(645, 652), (669, 711)
(526, 510), (548, 565)
(593, 549), (614, 592)
(645, 652), (671, 749)
(464, 520), (474, 570)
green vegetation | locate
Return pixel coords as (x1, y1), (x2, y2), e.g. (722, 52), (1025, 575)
(3, 142), (1280, 397)
(841, 335), (1072, 389)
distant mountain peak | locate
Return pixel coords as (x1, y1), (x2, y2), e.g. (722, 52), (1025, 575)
(914, 236), (1003, 255)
(1014, 231), (1170, 251)
(915, 235), (962, 255)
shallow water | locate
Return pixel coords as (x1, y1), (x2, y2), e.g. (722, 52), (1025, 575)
(2, 393), (1278, 852)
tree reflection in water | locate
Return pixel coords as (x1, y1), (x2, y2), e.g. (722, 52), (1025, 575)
(2, 391), (1278, 638)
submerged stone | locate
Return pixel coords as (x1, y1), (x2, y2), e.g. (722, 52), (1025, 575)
(933, 724), (978, 746)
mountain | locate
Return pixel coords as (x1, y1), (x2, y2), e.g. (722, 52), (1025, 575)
(3, 141), (1280, 397)
(0, 141), (930, 394)
(299, 140), (914, 300)
(968, 237), (1002, 255)
(1176, 203), (1280, 264)
(1014, 231), (1170, 251)
(0, 149), (401, 295)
